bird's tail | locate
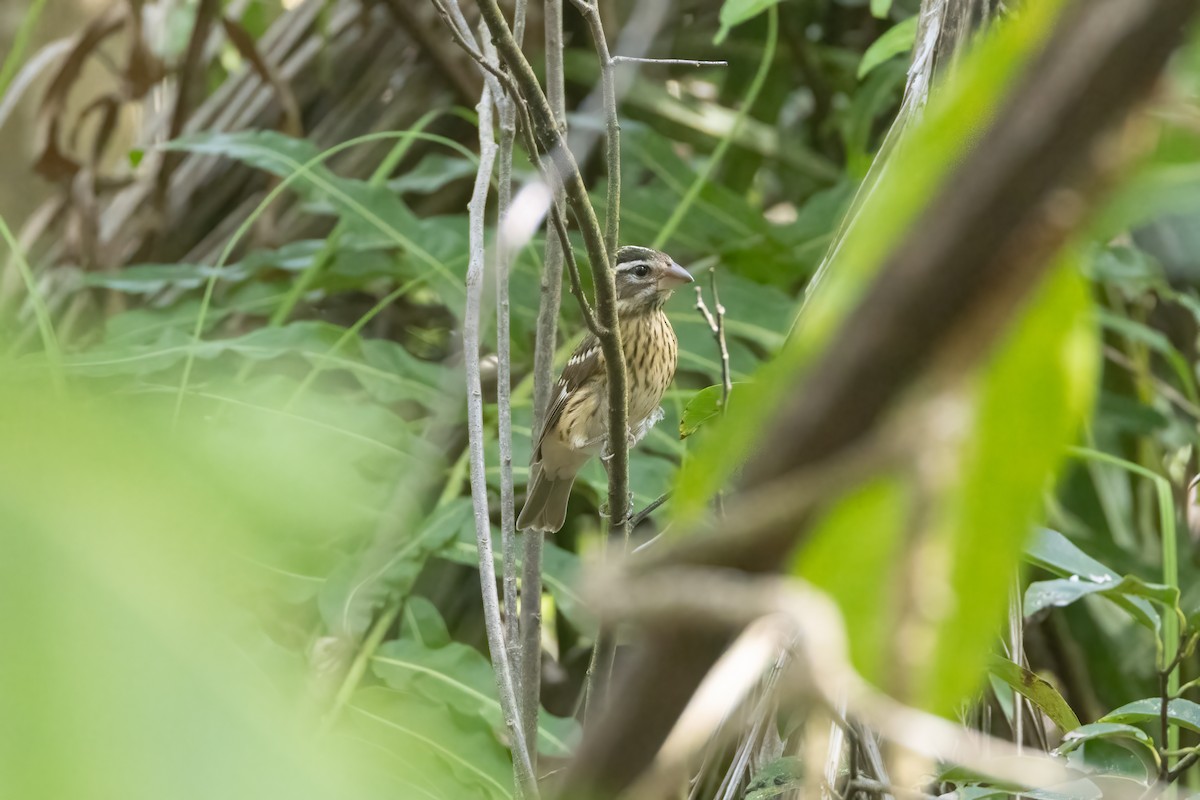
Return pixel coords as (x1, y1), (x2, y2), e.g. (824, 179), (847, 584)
(517, 466), (575, 533)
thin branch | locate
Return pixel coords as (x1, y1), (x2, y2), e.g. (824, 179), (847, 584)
(530, 0), (568, 434)
(695, 271), (732, 409)
(430, 0), (517, 98)
(493, 0), (540, 772)
(630, 492), (671, 529)
(464, 80), (539, 800)
(611, 55), (728, 67)
(497, 3), (524, 676)
(548, 203), (601, 335)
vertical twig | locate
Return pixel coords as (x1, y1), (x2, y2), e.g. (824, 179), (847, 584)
(695, 271), (732, 410)
(465, 79), (540, 800)
(488, 0), (545, 771)
(498, 0), (527, 678)
(530, 0), (568, 432)
(519, 0), (566, 770)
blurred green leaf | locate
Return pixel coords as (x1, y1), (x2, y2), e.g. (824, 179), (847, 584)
(913, 256), (1097, 714)
(715, 0), (781, 44)
(743, 756), (803, 799)
(673, 0), (1070, 527)
(858, 16), (918, 79)
(794, 477), (909, 683)
(0, 382), (396, 799)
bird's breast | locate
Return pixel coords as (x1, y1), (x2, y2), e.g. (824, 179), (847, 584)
(621, 310), (678, 425)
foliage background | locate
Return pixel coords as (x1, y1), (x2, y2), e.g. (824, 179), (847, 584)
(4, 0), (1200, 796)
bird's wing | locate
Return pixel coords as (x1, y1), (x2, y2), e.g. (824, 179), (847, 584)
(532, 334), (603, 461)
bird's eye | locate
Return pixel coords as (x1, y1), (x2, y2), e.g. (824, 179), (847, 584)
(632, 264), (651, 278)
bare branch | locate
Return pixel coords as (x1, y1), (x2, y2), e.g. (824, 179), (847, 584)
(694, 271), (732, 410)
(530, 0), (568, 435)
(611, 56), (728, 67)
(463, 79), (539, 800)
(497, 0), (526, 674)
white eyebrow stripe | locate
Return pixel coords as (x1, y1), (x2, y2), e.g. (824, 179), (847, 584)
(617, 260), (651, 271)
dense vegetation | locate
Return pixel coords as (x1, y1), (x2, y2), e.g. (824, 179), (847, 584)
(4, 0), (1200, 797)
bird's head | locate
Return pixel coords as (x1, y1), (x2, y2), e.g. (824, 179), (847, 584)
(613, 246), (693, 316)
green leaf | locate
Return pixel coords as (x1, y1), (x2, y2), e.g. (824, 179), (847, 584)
(680, 384), (729, 438)
(320, 499), (472, 637)
(441, 525), (594, 638)
(858, 16), (918, 79)
(913, 257), (1097, 714)
(1101, 698), (1200, 734)
(1098, 309), (1198, 405)
(794, 477), (909, 683)
(1024, 573), (1176, 632)
(1024, 528), (1161, 629)
(870, 0), (893, 18)
(401, 596), (452, 649)
(389, 153), (479, 195)
(372, 637), (580, 758)
(1056, 721), (1156, 756)
(986, 655), (1080, 733)
(743, 756), (803, 799)
(166, 131), (465, 302)
(714, 0), (781, 44)
(0, 382), (397, 800)
(1025, 528), (1119, 580)
(346, 687), (515, 800)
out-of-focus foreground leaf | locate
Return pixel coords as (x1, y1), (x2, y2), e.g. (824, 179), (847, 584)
(0, 376), (467, 799)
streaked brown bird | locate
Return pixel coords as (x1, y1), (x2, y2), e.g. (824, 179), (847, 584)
(517, 246), (693, 533)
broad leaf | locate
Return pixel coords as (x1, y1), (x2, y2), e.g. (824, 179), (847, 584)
(345, 687), (515, 800)
(320, 499), (472, 638)
(372, 637), (579, 757)
(1101, 697), (1200, 734)
(987, 655), (1080, 733)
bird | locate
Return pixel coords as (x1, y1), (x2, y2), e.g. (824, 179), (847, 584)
(517, 245), (693, 533)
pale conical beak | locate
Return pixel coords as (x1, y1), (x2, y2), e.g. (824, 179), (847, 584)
(660, 260), (694, 289)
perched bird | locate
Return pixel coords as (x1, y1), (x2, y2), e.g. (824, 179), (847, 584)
(517, 246), (693, 533)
